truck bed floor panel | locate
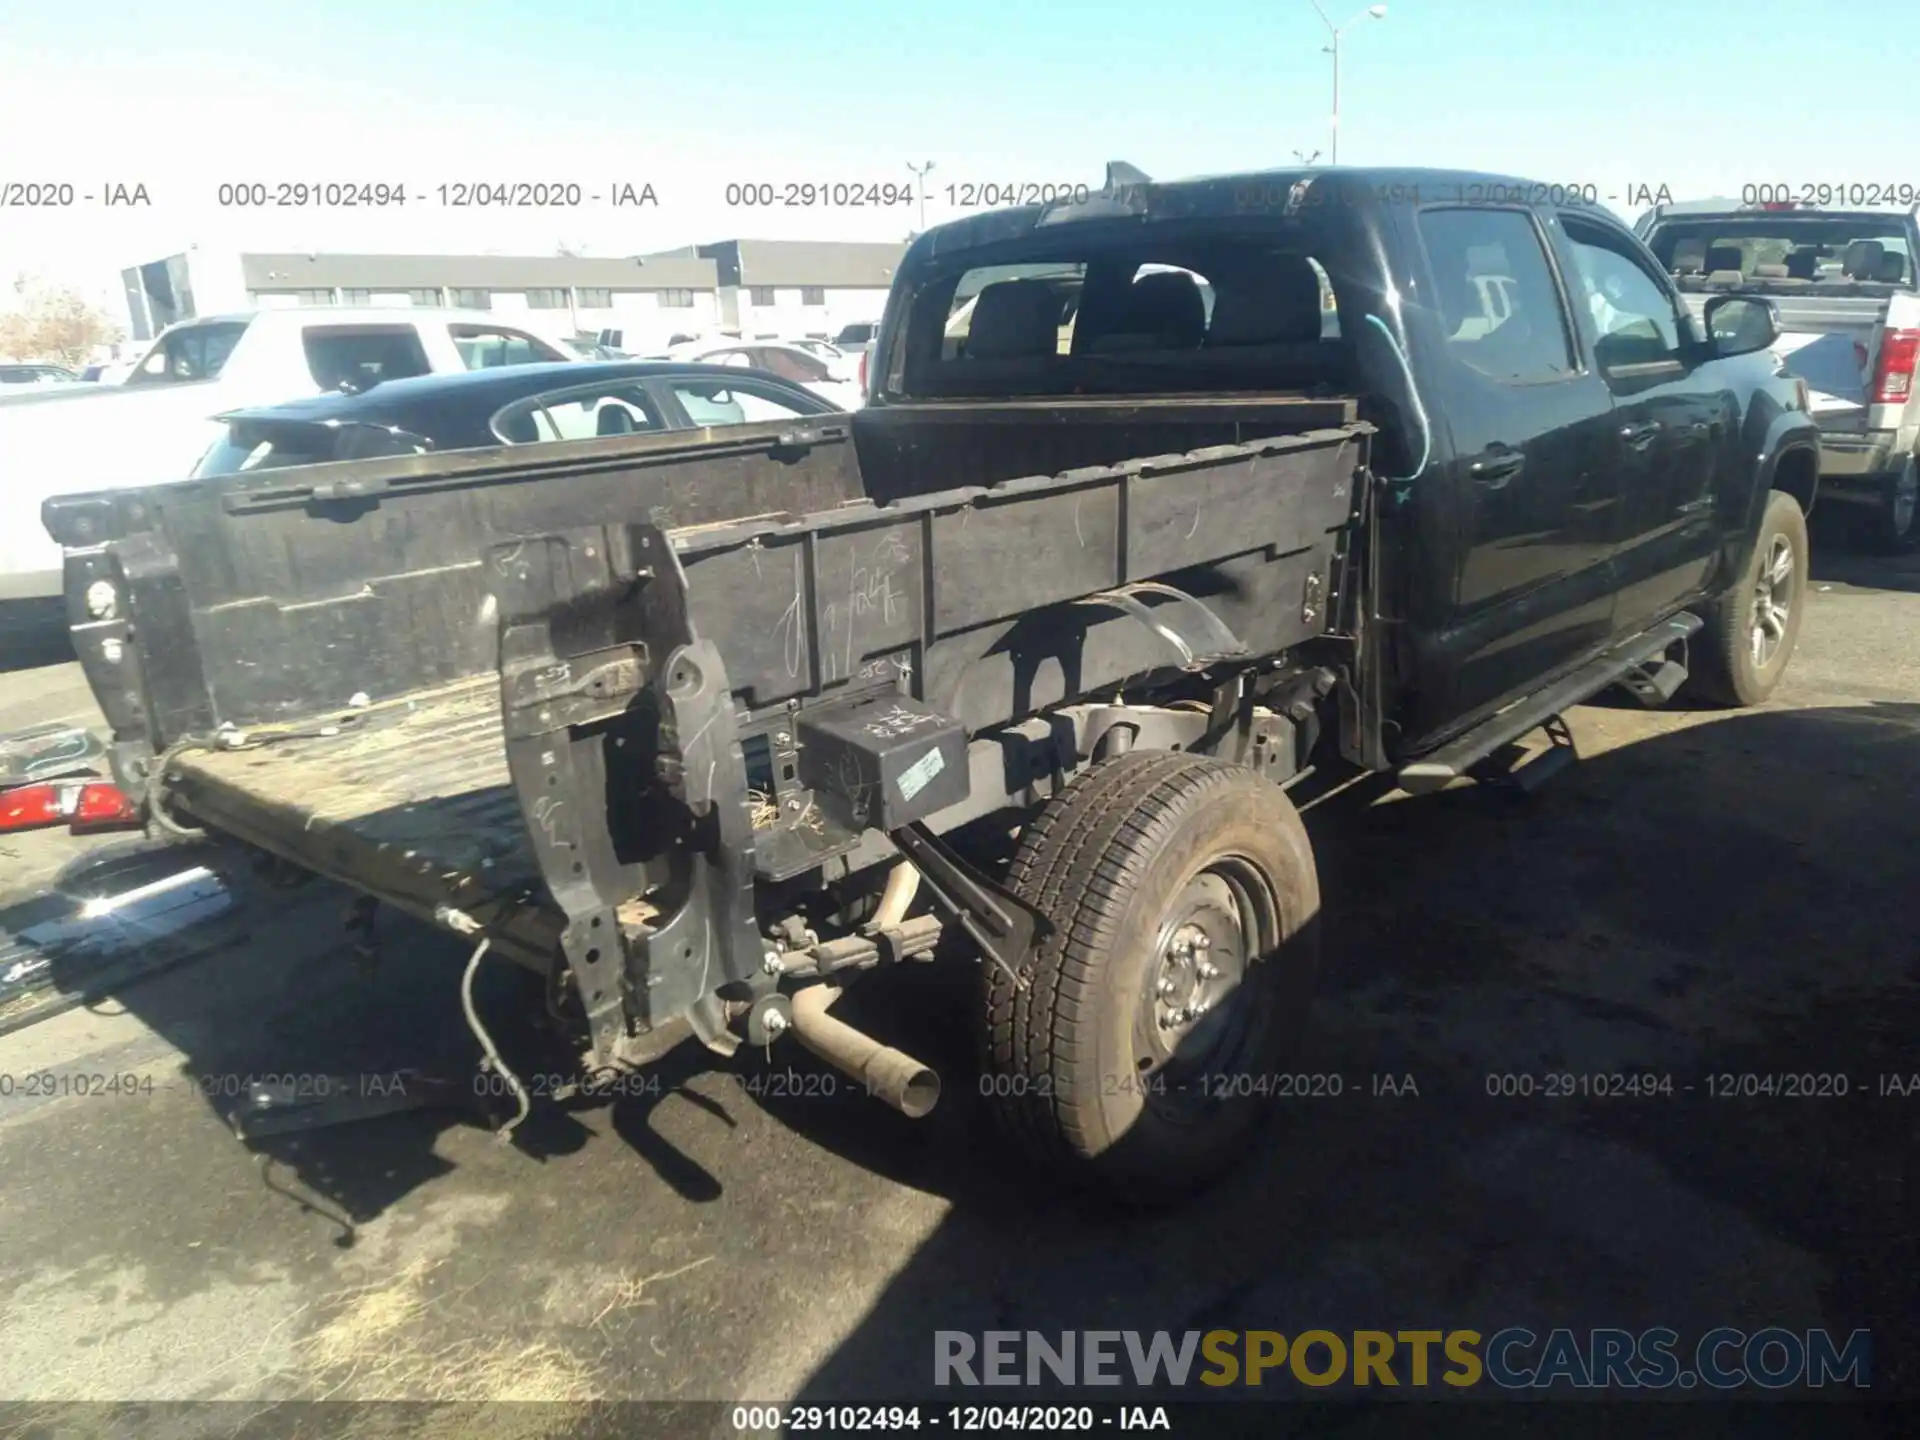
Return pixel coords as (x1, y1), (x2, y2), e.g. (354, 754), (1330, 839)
(168, 680), (560, 955)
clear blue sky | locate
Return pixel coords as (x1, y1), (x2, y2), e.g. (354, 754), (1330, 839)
(0, 1), (1906, 298)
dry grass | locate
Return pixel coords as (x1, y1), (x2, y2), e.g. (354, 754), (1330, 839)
(584, 1256), (714, 1326)
(287, 1252), (714, 1414)
(295, 1257), (598, 1405)
(749, 789), (825, 835)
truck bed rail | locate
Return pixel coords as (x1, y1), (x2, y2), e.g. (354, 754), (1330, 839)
(490, 425), (1367, 1064)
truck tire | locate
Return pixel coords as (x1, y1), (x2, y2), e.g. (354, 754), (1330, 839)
(1862, 455), (1919, 554)
(1688, 489), (1809, 707)
(981, 752), (1320, 1201)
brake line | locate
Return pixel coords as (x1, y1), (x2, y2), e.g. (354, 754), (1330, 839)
(440, 904), (531, 1145)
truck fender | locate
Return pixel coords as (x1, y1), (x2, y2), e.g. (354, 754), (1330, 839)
(1720, 418), (1820, 595)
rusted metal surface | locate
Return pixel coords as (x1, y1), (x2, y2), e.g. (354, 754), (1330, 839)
(166, 679), (562, 965)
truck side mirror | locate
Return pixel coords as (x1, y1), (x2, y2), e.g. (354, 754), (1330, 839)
(1702, 294), (1779, 358)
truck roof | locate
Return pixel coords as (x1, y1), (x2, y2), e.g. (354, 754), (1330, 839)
(912, 165), (1624, 259)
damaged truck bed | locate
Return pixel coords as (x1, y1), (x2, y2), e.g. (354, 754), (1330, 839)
(58, 397), (1363, 1061)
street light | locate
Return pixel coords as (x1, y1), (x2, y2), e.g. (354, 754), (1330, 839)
(1309, 2), (1387, 165)
(906, 161), (935, 234)
(1293, 148), (1322, 167)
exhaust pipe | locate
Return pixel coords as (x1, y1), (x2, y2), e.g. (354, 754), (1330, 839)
(788, 984), (941, 1118)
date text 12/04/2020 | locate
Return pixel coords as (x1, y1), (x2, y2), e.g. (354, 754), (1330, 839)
(728, 1405), (1172, 1433)
(210, 181), (658, 207)
(1484, 1072), (1920, 1098)
(975, 1071), (1415, 1100)
(1227, 181), (1675, 212)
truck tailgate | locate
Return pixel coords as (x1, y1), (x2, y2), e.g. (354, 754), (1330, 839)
(1682, 290), (1892, 418)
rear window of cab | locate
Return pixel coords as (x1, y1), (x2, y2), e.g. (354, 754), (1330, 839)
(889, 216), (1350, 400)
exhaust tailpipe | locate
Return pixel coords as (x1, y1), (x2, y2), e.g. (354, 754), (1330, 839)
(788, 984), (941, 1118)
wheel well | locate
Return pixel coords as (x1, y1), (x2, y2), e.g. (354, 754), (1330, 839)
(1772, 446), (1819, 518)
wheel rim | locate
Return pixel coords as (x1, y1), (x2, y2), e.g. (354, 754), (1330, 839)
(1893, 464), (1918, 537)
(1133, 857), (1280, 1123)
(1749, 533), (1795, 670)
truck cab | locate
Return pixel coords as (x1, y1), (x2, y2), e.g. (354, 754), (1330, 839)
(868, 167), (1818, 749)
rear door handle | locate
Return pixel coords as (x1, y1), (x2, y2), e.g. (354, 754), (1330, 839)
(1619, 420), (1662, 450)
(1469, 451), (1526, 487)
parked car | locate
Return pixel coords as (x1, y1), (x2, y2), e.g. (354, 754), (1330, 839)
(77, 358), (143, 385)
(0, 363), (78, 386)
(785, 337), (847, 364)
(0, 307), (581, 632)
(832, 320), (879, 354)
(49, 165), (1814, 1204)
(677, 340), (865, 408)
(1637, 201), (1920, 551)
(189, 359), (842, 477)
(559, 337), (629, 361)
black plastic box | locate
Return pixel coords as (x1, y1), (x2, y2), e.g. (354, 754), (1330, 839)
(795, 694), (969, 832)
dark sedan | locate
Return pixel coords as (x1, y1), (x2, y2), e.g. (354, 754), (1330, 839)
(0, 363), (79, 386)
(192, 359), (841, 477)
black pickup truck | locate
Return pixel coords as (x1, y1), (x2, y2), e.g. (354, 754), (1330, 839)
(45, 166), (1819, 1200)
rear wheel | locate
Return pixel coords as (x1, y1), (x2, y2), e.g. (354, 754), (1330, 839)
(981, 752), (1320, 1202)
(1688, 490), (1809, 708)
(1861, 456), (1919, 554)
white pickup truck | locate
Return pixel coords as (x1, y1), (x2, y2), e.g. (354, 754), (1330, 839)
(1637, 203), (1920, 550)
(0, 307), (578, 637)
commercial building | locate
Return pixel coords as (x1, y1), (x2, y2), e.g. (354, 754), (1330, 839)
(694, 239), (901, 340)
(118, 241), (906, 350)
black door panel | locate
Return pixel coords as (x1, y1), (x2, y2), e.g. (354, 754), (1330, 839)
(1402, 206), (1621, 746)
(1555, 212), (1728, 630)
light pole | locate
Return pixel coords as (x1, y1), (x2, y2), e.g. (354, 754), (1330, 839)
(1310, 2), (1386, 165)
(1293, 148), (1322, 167)
(906, 161), (935, 233)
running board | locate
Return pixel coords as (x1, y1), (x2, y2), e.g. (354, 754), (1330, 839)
(1397, 612), (1702, 796)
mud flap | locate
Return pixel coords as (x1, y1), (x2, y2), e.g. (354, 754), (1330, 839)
(492, 524), (766, 1069)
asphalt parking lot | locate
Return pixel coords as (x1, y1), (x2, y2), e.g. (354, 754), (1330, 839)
(0, 532), (1915, 1433)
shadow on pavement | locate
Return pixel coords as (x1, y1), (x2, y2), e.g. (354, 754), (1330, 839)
(2, 837), (598, 1240)
(767, 701), (1920, 1413)
(1808, 516), (1920, 595)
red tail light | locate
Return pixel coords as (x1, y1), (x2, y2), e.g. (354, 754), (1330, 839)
(1871, 328), (1920, 404)
(858, 347), (869, 392)
(72, 781), (141, 831)
(0, 780), (141, 834)
(0, 784), (63, 832)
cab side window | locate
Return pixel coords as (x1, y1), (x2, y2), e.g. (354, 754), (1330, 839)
(1559, 217), (1685, 375)
(752, 346), (830, 383)
(125, 321), (250, 386)
(1415, 208), (1575, 384)
(491, 381), (666, 444)
(303, 326), (433, 391)
(668, 377), (820, 426)
(450, 325), (569, 369)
